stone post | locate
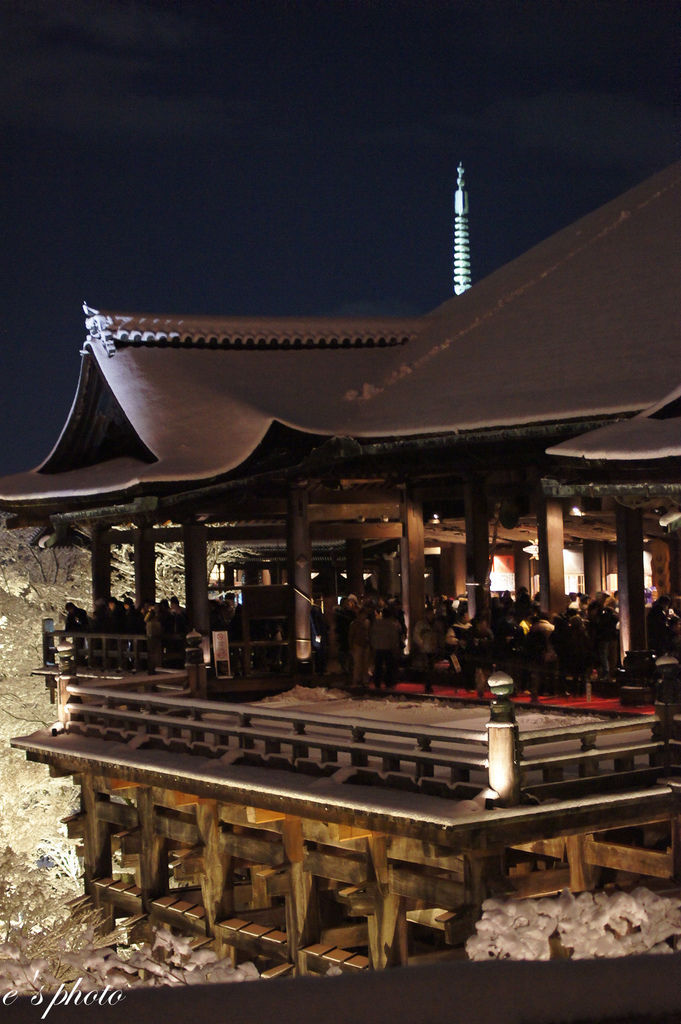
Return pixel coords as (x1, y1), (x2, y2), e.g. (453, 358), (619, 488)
(486, 670), (520, 806)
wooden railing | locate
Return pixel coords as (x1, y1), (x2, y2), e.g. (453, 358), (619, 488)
(45, 630), (185, 672)
(44, 629), (291, 677)
(61, 681), (666, 803)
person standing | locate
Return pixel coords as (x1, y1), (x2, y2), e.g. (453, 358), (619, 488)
(370, 606), (402, 688)
(348, 607), (372, 687)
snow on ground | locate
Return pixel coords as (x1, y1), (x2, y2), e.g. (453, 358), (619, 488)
(467, 887), (681, 961)
(255, 685), (606, 732)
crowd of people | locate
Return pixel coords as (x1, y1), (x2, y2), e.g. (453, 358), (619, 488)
(333, 588), (681, 696)
(65, 595), (189, 637)
(62, 585), (681, 693)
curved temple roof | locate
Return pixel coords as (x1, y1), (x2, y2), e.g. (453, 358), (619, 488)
(548, 382), (681, 462)
(0, 161), (679, 505)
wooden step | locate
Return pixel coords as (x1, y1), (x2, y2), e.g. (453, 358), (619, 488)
(303, 944), (369, 973)
(216, 918), (289, 961)
(93, 878), (142, 914)
(261, 962), (294, 979)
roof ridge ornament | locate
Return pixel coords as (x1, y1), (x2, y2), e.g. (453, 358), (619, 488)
(453, 162), (472, 296)
(83, 302), (116, 357)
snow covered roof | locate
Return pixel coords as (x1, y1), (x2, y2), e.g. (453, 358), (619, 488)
(1, 162), (679, 505)
(548, 381), (681, 461)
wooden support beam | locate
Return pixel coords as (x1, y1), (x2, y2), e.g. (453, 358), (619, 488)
(400, 489), (425, 646)
(183, 520), (210, 634)
(439, 542), (465, 599)
(195, 800), (233, 933)
(566, 834), (599, 892)
(219, 802), (286, 833)
(303, 849), (369, 886)
(464, 476), (489, 619)
(95, 799), (139, 829)
(511, 838), (566, 859)
(153, 810), (200, 845)
(221, 829), (286, 867)
(287, 484), (312, 666)
(246, 807), (287, 825)
(509, 867), (572, 898)
(386, 836), (466, 873)
(345, 538), (364, 597)
(583, 540), (605, 598)
(389, 865), (465, 908)
(313, 522), (401, 540)
(108, 779), (142, 793)
(536, 494), (566, 617)
(368, 834), (407, 969)
(138, 788), (168, 911)
(283, 817), (319, 976)
(616, 503), (647, 656)
(91, 526), (111, 603)
(583, 835), (673, 879)
(513, 541), (531, 595)
(81, 776), (113, 894)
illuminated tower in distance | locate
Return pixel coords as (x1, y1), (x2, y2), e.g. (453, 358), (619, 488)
(453, 162), (471, 295)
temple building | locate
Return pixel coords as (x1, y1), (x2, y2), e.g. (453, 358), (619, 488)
(0, 161), (679, 664)
(1, 161), (681, 975)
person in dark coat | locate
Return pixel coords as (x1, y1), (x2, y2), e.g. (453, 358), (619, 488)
(370, 606), (402, 688)
(104, 597), (126, 634)
(122, 597), (145, 634)
(648, 595), (674, 656)
(64, 601), (89, 632)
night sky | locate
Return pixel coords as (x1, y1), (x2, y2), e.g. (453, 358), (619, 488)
(1, 0), (678, 474)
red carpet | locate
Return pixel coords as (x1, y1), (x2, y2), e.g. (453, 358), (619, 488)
(385, 678), (655, 716)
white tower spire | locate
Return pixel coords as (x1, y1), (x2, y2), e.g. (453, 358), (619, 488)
(453, 162), (471, 295)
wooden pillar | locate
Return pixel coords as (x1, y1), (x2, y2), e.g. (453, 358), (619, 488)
(81, 775), (113, 891)
(536, 495), (566, 617)
(464, 477), (489, 619)
(345, 538), (364, 597)
(439, 543), (457, 597)
(616, 503), (646, 655)
(134, 525), (156, 606)
(283, 816), (318, 975)
(566, 834), (599, 892)
(400, 489), (425, 647)
(454, 542), (466, 597)
(196, 800), (233, 934)
(91, 526), (111, 603)
(670, 534), (681, 596)
(183, 521), (210, 633)
(137, 787), (168, 911)
(583, 539), (605, 598)
(287, 483), (312, 665)
(512, 541), (531, 595)
(650, 538), (671, 597)
(378, 551), (399, 599)
(367, 834), (407, 969)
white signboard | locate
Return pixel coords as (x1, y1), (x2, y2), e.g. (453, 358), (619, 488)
(212, 630), (232, 678)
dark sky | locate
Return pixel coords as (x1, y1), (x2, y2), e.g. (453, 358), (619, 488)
(1, 0), (678, 474)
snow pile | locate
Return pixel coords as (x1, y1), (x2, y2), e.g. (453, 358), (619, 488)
(517, 712), (607, 731)
(0, 927), (260, 994)
(466, 888), (681, 961)
(257, 684), (350, 706)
